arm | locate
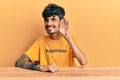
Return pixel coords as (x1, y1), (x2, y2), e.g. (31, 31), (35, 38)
(15, 54), (59, 72)
(65, 34), (87, 66)
(59, 18), (87, 66)
(15, 54), (38, 70)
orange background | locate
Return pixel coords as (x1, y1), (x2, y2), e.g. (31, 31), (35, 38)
(0, 0), (120, 67)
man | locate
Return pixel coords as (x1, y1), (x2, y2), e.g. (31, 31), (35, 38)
(15, 3), (87, 73)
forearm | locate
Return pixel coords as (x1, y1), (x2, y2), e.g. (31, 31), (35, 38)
(64, 34), (87, 66)
(15, 61), (38, 70)
(15, 61), (59, 72)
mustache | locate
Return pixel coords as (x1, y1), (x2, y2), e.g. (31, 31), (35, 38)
(45, 25), (56, 28)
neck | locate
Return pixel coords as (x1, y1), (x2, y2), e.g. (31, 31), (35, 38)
(49, 32), (62, 40)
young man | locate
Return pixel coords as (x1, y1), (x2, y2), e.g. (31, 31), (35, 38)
(15, 3), (87, 73)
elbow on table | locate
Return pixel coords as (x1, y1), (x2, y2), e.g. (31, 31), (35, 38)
(80, 60), (88, 66)
(15, 61), (19, 67)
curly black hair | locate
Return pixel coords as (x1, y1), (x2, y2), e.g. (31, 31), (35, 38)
(42, 3), (65, 20)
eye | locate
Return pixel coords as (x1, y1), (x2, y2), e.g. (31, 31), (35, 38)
(51, 18), (56, 21)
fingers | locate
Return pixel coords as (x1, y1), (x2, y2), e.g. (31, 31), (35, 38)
(59, 18), (70, 36)
(60, 18), (68, 25)
(48, 64), (59, 73)
(37, 64), (59, 73)
(62, 18), (68, 26)
(60, 18), (69, 30)
(36, 65), (49, 72)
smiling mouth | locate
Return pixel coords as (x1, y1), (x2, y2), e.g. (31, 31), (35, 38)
(46, 26), (55, 30)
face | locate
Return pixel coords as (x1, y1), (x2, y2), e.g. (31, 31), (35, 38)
(44, 15), (61, 34)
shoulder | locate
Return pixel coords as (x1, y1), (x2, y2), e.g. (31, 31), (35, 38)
(36, 35), (49, 42)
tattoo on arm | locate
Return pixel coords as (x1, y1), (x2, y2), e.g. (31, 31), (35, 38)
(15, 54), (39, 70)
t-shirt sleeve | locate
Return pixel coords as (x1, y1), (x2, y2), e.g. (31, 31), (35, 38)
(25, 39), (40, 62)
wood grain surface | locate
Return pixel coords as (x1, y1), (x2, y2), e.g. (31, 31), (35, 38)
(0, 67), (120, 80)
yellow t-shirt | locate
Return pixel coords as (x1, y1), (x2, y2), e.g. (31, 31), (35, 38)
(25, 36), (78, 67)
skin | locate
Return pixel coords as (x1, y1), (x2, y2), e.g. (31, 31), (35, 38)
(15, 15), (87, 73)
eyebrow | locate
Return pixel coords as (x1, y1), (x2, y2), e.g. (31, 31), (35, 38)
(45, 15), (58, 21)
(52, 15), (56, 17)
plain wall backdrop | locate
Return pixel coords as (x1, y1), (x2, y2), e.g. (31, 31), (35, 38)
(0, 0), (120, 67)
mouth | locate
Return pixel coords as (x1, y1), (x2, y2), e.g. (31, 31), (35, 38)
(46, 25), (55, 30)
(45, 25), (56, 34)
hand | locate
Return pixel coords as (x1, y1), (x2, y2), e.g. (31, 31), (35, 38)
(36, 64), (59, 73)
(59, 18), (70, 37)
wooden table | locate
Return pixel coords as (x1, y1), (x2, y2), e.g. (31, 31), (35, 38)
(0, 67), (120, 80)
